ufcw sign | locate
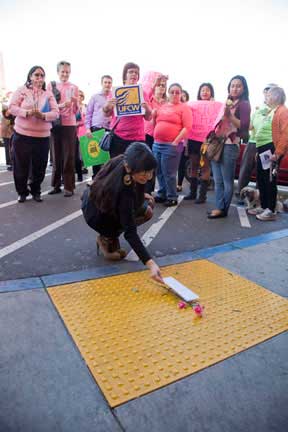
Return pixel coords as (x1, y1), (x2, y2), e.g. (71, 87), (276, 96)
(114, 85), (144, 117)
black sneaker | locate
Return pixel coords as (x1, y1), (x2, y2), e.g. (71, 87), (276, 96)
(33, 194), (43, 202)
(18, 195), (26, 203)
(184, 193), (196, 201)
(48, 188), (62, 195)
(164, 199), (178, 207)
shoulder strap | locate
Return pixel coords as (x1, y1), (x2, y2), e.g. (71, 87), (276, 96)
(111, 117), (121, 132)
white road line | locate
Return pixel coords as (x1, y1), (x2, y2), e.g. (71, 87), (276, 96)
(0, 181), (14, 187)
(125, 196), (184, 261)
(237, 206), (251, 228)
(0, 210), (82, 259)
(0, 173), (52, 187)
(0, 177), (92, 209)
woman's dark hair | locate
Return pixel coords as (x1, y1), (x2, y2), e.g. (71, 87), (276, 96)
(197, 82), (214, 100)
(124, 142), (157, 173)
(168, 83), (182, 92)
(227, 75), (249, 101)
(181, 90), (189, 102)
(25, 65), (46, 90)
(122, 62), (140, 84)
(90, 142), (157, 215)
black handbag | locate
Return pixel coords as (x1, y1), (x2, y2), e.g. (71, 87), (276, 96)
(50, 81), (62, 130)
(99, 118), (120, 152)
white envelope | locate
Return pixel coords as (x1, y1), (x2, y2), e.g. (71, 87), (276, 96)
(163, 277), (199, 302)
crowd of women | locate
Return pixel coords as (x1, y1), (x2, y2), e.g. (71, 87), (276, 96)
(2, 61), (288, 282)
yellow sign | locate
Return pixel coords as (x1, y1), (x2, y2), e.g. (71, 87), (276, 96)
(114, 85), (144, 117)
(87, 140), (100, 158)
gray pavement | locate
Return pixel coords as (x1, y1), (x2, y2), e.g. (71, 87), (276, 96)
(0, 236), (287, 432)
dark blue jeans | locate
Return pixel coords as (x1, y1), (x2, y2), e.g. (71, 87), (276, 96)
(211, 144), (239, 214)
(153, 142), (182, 201)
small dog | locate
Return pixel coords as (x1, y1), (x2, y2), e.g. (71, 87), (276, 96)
(240, 187), (260, 210)
(240, 186), (284, 213)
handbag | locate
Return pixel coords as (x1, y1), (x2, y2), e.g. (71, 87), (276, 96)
(99, 118), (120, 152)
(203, 121), (226, 162)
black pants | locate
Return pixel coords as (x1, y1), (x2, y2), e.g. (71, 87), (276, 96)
(4, 137), (12, 166)
(177, 148), (189, 186)
(75, 137), (83, 179)
(145, 134), (156, 194)
(257, 142), (277, 212)
(12, 132), (49, 195)
(237, 141), (256, 193)
(109, 133), (137, 158)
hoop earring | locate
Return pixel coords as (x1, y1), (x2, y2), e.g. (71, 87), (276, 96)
(123, 174), (132, 186)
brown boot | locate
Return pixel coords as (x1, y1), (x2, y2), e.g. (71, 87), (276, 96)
(111, 237), (127, 258)
(96, 236), (126, 260)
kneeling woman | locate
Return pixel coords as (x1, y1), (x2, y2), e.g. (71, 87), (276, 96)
(81, 142), (163, 283)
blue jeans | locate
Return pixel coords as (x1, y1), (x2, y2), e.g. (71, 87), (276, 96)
(153, 143), (182, 200)
(211, 144), (239, 214)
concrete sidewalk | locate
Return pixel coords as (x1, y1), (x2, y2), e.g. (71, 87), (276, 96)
(0, 232), (287, 432)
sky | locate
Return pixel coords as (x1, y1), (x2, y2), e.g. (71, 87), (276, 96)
(0, 0), (288, 108)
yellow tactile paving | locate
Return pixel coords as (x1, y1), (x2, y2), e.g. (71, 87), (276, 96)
(48, 260), (288, 407)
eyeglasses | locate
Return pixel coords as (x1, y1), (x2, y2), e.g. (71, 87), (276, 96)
(137, 170), (153, 178)
(34, 73), (45, 77)
(127, 69), (139, 75)
(169, 90), (181, 95)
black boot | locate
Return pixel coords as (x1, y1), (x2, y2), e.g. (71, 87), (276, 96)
(184, 177), (198, 200)
(195, 180), (209, 204)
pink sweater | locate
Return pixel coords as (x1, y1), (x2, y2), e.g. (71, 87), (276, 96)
(47, 81), (79, 126)
(9, 86), (59, 138)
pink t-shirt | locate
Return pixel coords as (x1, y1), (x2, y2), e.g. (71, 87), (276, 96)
(154, 103), (192, 143)
(144, 96), (165, 137)
(47, 81), (79, 126)
(111, 115), (145, 141)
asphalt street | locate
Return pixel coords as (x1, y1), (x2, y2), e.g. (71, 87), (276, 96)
(0, 163), (288, 282)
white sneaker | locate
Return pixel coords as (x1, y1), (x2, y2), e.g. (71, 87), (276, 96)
(247, 207), (264, 215)
(256, 208), (277, 221)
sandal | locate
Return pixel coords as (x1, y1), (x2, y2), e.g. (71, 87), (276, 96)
(207, 209), (227, 219)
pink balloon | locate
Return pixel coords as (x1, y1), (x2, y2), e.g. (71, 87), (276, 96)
(141, 71), (164, 101)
